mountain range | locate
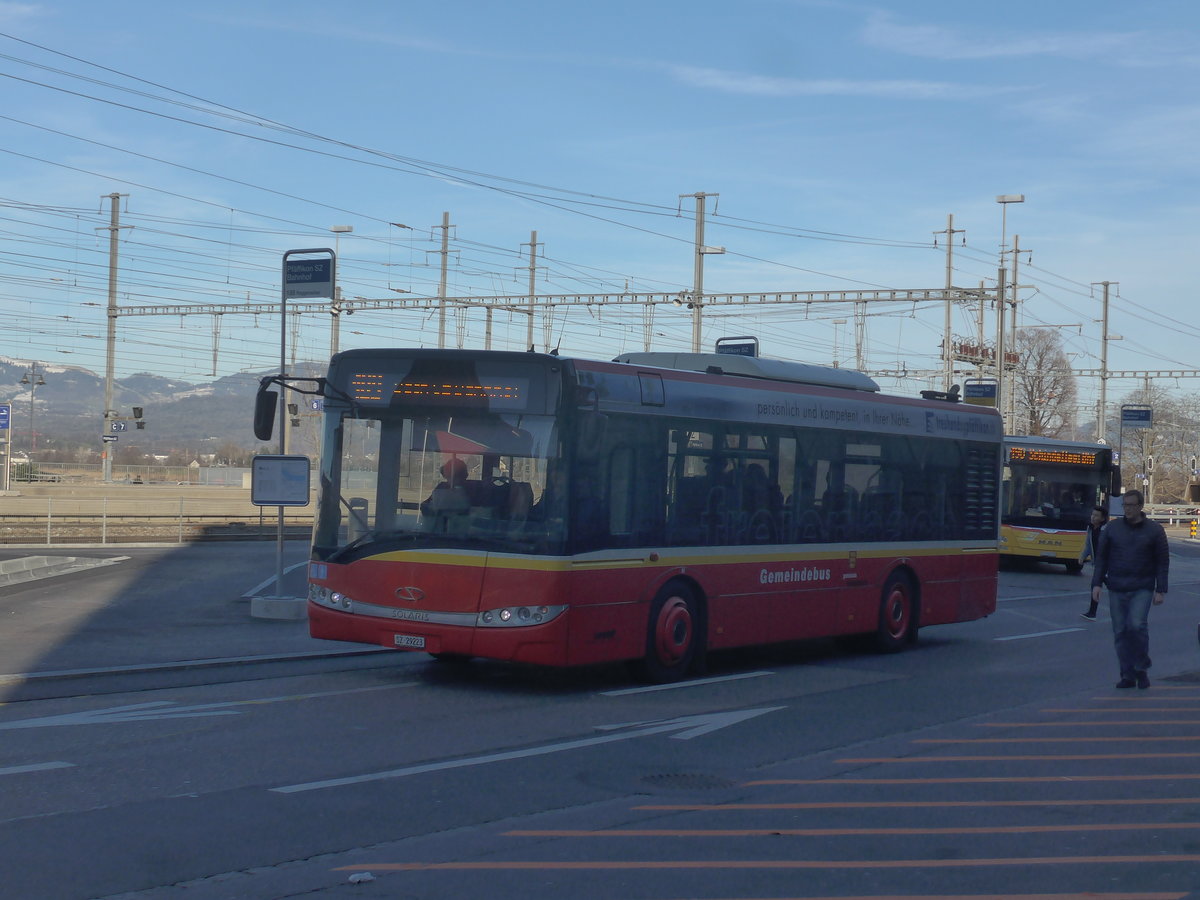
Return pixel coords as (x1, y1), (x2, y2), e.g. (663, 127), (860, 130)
(0, 356), (325, 453)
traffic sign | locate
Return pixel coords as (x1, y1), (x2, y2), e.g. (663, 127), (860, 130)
(101, 434), (118, 442)
(0, 403), (9, 430)
(110, 421), (128, 432)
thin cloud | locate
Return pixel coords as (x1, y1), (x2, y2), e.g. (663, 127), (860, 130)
(665, 63), (1009, 100)
(861, 11), (1194, 67)
(197, 13), (465, 55)
(0, 3), (46, 27)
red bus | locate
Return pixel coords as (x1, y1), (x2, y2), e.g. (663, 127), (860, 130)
(257, 347), (1002, 681)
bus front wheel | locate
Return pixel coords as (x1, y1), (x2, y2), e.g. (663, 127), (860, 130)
(874, 573), (917, 653)
(633, 582), (701, 683)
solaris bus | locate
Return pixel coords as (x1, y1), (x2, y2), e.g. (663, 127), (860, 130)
(254, 346), (1004, 681)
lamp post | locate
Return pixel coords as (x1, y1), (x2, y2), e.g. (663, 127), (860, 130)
(329, 225), (352, 357)
(680, 192), (724, 352)
(19, 362), (47, 469)
(995, 195), (1025, 431)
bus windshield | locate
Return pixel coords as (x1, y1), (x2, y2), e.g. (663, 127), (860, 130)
(1001, 441), (1112, 532)
(1002, 462), (1104, 529)
(313, 409), (563, 560)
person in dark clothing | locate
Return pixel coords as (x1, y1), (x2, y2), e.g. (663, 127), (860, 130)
(1079, 505), (1110, 618)
(1090, 490), (1169, 689)
(419, 457), (478, 516)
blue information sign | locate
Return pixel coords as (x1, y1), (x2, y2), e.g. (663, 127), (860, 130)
(0, 403), (9, 431)
(1121, 407), (1153, 429)
(963, 380), (998, 407)
(284, 258), (334, 299)
(715, 336), (759, 357)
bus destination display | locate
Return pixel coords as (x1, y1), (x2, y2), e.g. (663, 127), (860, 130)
(1007, 446), (1105, 467)
(348, 372), (528, 409)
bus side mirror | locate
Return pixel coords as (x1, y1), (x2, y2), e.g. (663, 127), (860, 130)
(253, 388), (278, 441)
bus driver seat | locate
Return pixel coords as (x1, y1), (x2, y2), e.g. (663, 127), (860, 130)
(420, 458), (474, 533)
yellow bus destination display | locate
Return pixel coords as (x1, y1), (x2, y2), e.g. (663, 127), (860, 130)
(393, 381), (523, 402)
(1007, 446), (1104, 466)
(348, 372), (527, 407)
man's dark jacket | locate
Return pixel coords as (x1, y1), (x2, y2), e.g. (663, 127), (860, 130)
(1091, 515), (1169, 594)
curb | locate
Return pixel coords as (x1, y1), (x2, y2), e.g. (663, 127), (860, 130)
(0, 554), (127, 586)
(0, 647), (390, 686)
(250, 595), (308, 620)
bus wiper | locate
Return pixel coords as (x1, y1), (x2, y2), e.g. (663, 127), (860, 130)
(329, 531), (381, 560)
(329, 529), (423, 562)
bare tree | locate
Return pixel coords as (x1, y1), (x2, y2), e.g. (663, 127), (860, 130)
(1114, 384), (1200, 503)
(1013, 328), (1077, 437)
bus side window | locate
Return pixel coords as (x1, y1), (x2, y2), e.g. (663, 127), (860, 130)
(608, 445), (635, 538)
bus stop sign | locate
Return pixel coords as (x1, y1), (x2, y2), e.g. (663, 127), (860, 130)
(284, 257), (334, 299)
(963, 380), (998, 408)
(1121, 407), (1153, 429)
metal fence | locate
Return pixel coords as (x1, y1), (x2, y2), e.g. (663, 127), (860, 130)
(0, 493), (313, 545)
(13, 463), (251, 486)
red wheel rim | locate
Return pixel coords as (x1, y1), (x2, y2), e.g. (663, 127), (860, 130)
(884, 584), (911, 640)
(654, 596), (693, 666)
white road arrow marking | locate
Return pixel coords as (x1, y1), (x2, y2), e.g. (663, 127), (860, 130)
(0, 684), (412, 731)
(272, 706), (785, 794)
(594, 707), (785, 740)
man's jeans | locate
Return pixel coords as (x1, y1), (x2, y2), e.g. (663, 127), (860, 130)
(1109, 588), (1153, 678)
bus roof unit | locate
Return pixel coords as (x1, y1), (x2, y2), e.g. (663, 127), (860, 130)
(612, 352), (880, 393)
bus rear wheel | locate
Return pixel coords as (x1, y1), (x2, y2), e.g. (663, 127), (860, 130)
(874, 573), (917, 653)
(633, 582), (701, 683)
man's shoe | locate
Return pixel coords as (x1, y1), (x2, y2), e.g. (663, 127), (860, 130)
(1116, 677), (1137, 689)
(1137, 671), (1151, 690)
(1081, 612), (1097, 621)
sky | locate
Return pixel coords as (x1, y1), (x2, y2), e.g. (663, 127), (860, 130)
(2, 0), (1199, 425)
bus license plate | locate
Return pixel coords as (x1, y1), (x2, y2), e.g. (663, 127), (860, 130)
(393, 634), (426, 649)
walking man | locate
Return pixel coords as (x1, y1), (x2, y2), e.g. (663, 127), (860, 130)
(1090, 490), (1169, 689)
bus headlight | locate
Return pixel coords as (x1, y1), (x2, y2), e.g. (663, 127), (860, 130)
(308, 585), (355, 611)
(476, 604), (566, 627)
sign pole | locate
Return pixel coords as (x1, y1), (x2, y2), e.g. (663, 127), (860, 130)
(269, 249), (335, 607)
(0, 404), (10, 492)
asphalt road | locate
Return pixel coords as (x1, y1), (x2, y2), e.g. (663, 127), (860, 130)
(1, 539), (1199, 899)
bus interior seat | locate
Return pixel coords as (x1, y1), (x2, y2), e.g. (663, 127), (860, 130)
(425, 486), (470, 514)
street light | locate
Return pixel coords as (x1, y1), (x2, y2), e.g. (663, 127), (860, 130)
(994, 195), (1025, 431)
(996, 194), (1025, 264)
(329, 225), (353, 357)
(19, 361), (47, 467)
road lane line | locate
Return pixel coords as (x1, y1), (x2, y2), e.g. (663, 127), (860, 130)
(980, 719), (1200, 726)
(737, 773), (1200, 784)
(994, 628), (1083, 641)
(505, 822), (1200, 837)
(634, 798), (1200, 809)
(0, 761), (74, 776)
(0, 683), (412, 730)
(836, 752), (1200, 761)
(918, 735), (1200, 743)
(273, 708), (782, 794)
(336, 855), (1200, 870)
